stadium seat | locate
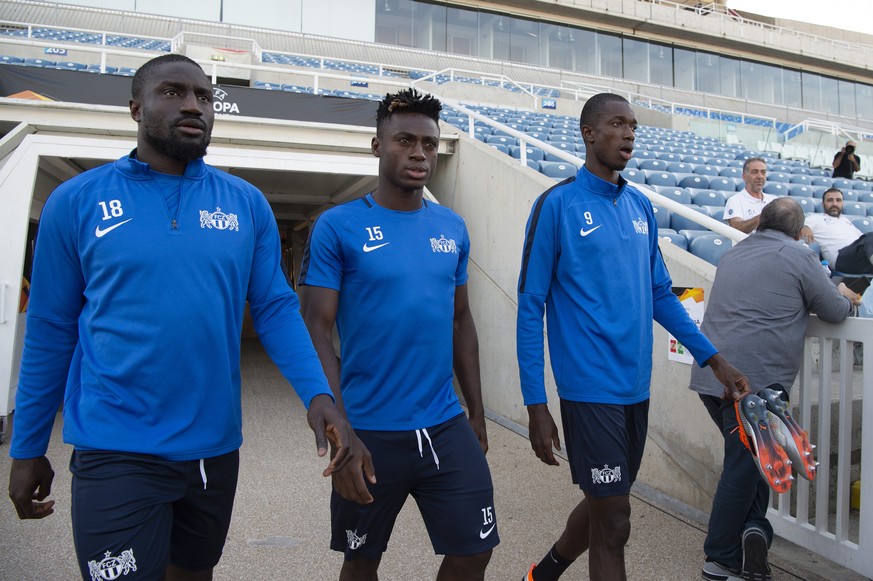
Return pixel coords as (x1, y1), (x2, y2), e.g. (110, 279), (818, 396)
(23, 58), (55, 67)
(671, 206), (709, 232)
(540, 161), (576, 180)
(763, 183), (789, 196)
(768, 172), (791, 183)
(682, 155), (706, 164)
(0, 55), (24, 64)
(652, 206), (672, 230)
(678, 175), (709, 189)
(654, 186), (692, 205)
(789, 185), (814, 197)
(692, 190), (727, 207)
(708, 177), (738, 192)
(633, 150), (658, 160)
(812, 177), (834, 187)
(859, 192), (873, 204)
(690, 235), (732, 266)
(486, 135), (517, 147)
(667, 162), (693, 173)
(620, 168), (645, 184)
(851, 217), (873, 233)
(638, 159), (669, 171)
(843, 190), (859, 202)
(678, 229), (714, 244)
(510, 146), (545, 162)
(645, 171), (677, 187)
(719, 167), (742, 178)
(54, 61), (87, 71)
(624, 158), (639, 169)
(692, 165), (720, 176)
(789, 174), (812, 185)
(659, 231), (688, 250)
(852, 181), (873, 192)
(842, 202), (867, 216)
(488, 144), (510, 155)
(794, 198), (816, 213)
(834, 178), (854, 190)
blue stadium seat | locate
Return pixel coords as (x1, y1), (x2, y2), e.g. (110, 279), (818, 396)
(851, 217), (873, 233)
(486, 135), (517, 147)
(810, 186), (829, 198)
(654, 186), (692, 205)
(719, 167), (742, 178)
(510, 146), (545, 162)
(842, 202), (867, 216)
(638, 159), (669, 171)
(645, 171), (677, 187)
(763, 183), (789, 196)
(814, 199), (824, 212)
(23, 58), (55, 67)
(0, 55), (24, 65)
(540, 161), (576, 180)
(692, 190), (727, 207)
(488, 144), (510, 155)
(768, 172), (791, 183)
(652, 206), (672, 230)
(843, 190), (859, 202)
(678, 229), (714, 244)
(655, 152), (681, 162)
(812, 177), (834, 187)
(624, 158), (639, 169)
(834, 178), (854, 190)
(795, 198), (816, 213)
(671, 206), (709, 232)
(667, 162), (693, 173)
(789, 174), (812, 185)
(708, 177), (738, 192)
(54, 61), (87, 71)
(526, 131), (548, 141)
(859, 192), (873, 204)
(789, 185), (814, 197)
(852, 181), (873, 192)
(523, 159), (540, 171)
(690, 235), (732, 266)
(678, 175), (709, 189)
(620, 168), (646, 184)
(659, 231), (688, 250)
(692, 165), (720, 177)
(682, 155), (706, 164)
(633, 150), (658, 160)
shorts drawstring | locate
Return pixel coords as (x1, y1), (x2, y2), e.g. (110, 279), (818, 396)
(415, 428), (440, 470)
(199, 458), (207, 490)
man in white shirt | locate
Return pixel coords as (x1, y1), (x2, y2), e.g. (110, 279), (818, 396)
(723, 157), (776, 233)
(802, 187), (873, 274)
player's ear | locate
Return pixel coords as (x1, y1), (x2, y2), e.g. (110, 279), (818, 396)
(130, 99), (142, 123)
(371, 136), (381, 157)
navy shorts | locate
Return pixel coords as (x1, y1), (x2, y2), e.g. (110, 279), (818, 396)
(560, 399), (649, 498)
(331, 413), (499, 560)
(70, 449), (239, 579)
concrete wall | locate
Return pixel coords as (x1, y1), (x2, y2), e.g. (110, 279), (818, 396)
(430, 129), (725, 512)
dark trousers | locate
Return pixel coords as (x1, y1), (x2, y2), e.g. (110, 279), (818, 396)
(699, 394), (774, 570)
(835, 233), (873, 275)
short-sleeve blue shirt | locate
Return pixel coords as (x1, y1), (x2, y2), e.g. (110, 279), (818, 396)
(300, 193), (468, 430)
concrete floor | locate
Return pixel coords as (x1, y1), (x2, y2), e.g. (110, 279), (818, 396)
(0, 340), (864, 580)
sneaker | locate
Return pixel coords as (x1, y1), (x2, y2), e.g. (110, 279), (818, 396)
(522, 563), (536, 581)
(741, 528), (772, 580)
(734, 393), (794, 493)
(702, 560), (742, 581)
(759, 388), (817, 481)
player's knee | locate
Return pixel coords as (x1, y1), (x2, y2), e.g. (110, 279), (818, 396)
(340, 556), (381, 580)
(441, 550), (492, 578)
(599, 511), (632, 550)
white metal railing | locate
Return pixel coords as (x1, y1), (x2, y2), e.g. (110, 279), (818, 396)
(412, 68), (540, 108)
(439, 98), (747, 243)
(770, 316), (873, 578)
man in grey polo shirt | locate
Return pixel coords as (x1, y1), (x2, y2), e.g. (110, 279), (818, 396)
(690, 197), (858, 581)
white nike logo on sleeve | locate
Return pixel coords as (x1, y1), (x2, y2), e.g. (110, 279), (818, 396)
(362, 242), (390, 252)
(579, 225), (602, 237)
(95, 218), (133, 238)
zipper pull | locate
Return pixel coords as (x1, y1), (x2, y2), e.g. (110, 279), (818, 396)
(171, 219), (178, 230)
(613, 197), (617, 206)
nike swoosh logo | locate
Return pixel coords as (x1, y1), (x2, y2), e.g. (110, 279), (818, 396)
(479, 524), (496, 539)
(579, 225), (602, 237)
(95, 218), (133, 238)
(362, 242), (390, 253)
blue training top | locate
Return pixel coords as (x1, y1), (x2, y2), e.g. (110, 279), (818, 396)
(516, 165), (717, 406)
(10, 152), (331, 461)
(300, 193), (468, 430)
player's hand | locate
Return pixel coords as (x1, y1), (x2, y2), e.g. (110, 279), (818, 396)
(9, 456), (56, 519)
(706, 353), (750, 401)
(329, 432), (375, 505)
(468, 412), (489, 455)
(527, 404), (561, 466)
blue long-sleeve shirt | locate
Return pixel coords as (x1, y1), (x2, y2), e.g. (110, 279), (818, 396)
(11, 152), (331, 461)
(517, 165), (717, 405)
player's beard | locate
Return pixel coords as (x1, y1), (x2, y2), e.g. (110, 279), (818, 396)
(142, 115), (211, 162)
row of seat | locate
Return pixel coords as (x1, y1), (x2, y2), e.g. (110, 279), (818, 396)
(0, 55), (137, 75)
(0, 26), (171, 51)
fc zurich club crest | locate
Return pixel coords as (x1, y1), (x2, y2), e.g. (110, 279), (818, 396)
(88, 549), (137, 581)
(430, 234), (458, 254)
(591, 464), (622, 485)
(200, 207), (239, 231)
(346, 529), (367, 550)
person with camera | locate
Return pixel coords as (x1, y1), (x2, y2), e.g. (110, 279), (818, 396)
(833, 140), (861, 179)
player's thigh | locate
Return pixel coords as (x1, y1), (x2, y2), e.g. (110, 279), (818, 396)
(331, 429), (412, 560)
(170, 450), (240, 571)
(412, 416), (499, 556)
(70, 450), (181, 580)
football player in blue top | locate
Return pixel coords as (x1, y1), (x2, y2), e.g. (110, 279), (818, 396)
(516, 93), (749, 581)
(300, 88), (498, 580)
(8, 54), (367, 581)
